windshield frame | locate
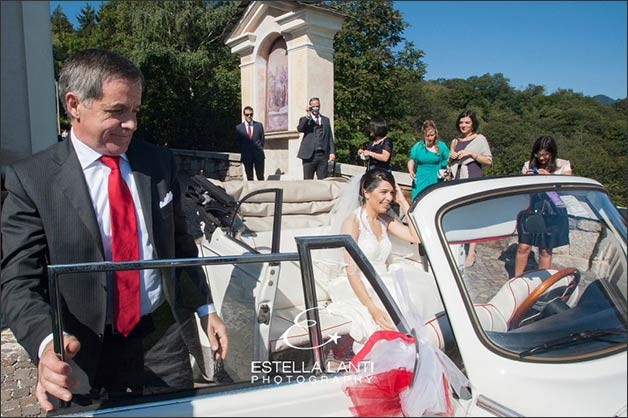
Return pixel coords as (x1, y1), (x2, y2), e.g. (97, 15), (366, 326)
(434, 182), (628, 363)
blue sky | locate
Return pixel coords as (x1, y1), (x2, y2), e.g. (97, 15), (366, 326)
(51, 1), (627, 99)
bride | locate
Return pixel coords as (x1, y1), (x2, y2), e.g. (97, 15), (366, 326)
(322, 170), (470, 416)
(326, 168), (420, 350)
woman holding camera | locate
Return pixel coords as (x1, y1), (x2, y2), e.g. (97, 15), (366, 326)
(515, 135), (572, 276)
(521, 135), (572, 176)
(358, 118), (393, 172)
(407, 120), (450, 200)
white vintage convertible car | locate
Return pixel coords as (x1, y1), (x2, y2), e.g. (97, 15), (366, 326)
(50, 173), (626, 417)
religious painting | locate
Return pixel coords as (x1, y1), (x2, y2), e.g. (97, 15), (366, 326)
(266, 38), (288, 131)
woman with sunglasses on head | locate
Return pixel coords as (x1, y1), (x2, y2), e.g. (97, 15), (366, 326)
(515, 135), (572, 276)
(408, 119), (450, 201)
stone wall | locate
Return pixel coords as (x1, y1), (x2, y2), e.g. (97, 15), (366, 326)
(172, 149), (244, 181)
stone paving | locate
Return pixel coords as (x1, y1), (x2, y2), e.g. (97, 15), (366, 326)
(1, 328), (44, 417)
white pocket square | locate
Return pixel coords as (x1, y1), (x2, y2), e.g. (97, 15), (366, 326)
(159, 191), (173, 208)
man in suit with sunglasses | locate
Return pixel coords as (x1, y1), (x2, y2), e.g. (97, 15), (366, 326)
(236, 106), (266, 181)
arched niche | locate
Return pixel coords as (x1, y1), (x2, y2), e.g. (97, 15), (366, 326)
(257, 34), (288, 132)
(266, 37), (288, 131)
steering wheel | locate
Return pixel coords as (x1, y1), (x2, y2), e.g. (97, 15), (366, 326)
(509, 267), (581, 330)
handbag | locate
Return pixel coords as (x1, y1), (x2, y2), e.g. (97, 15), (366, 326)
(522, 192), (561, 234)
(523, 211), (546, 234)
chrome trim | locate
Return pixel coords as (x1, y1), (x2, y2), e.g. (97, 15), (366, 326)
(477, 394), (524, 417)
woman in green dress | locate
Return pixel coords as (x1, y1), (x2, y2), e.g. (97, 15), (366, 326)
(407, 120), (450, 201)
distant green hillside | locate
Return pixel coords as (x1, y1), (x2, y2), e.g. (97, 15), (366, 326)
(594, 95), (618, 104)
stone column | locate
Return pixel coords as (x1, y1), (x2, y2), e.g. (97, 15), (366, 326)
(1, 1), (57, 166)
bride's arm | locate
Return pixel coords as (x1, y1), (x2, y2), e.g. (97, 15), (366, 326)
(341, 214), (395, 330)
(388, 184), (421, 243)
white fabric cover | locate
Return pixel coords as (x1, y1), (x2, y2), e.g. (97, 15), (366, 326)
(239, 213), (334, 232)
(209, 178), (346, 232)
(474, 304), (508, 332)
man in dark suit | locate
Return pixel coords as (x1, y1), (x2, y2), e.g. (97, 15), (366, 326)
(0, 49), (228, 411)
(296, 97), (336, 179)
(235, 106), (265, 180)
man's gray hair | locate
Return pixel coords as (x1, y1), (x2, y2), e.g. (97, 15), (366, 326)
(58, 49), (144, 116)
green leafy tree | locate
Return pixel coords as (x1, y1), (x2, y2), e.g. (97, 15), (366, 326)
(116, 1), (241, 150)
(50, 6), (75, 72)
(77, 4), (99, 35)
(329, 0), (426, 166)
(51, 6), (78, 129)
(52, 0), (242, 151)
(51, 5), (74, 33)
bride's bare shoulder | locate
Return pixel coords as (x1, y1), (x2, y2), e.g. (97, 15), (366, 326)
(342, 212), (358, 225)
(341, 212), (359, 235)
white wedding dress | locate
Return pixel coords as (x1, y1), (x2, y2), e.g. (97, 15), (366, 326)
(320, 177), (471, 406)
(325, 207), (400, 349)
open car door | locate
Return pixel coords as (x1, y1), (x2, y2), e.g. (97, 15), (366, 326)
(47, 236), (440, 417)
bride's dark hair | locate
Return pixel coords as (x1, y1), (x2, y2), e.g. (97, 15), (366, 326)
(359, 168), (396, 204)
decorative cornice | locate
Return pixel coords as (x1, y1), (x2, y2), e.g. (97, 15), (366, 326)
(276, 8), (343, 39)
(226, 33), (257, 56)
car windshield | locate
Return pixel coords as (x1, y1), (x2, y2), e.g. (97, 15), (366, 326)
(441, 188), (627, 359)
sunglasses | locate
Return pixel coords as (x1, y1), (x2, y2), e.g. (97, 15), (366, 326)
(244, 113), (253, 116)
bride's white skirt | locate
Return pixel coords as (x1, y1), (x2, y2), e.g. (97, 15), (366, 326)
(326, 263), (398, 352)
(325, 261), (445, 353)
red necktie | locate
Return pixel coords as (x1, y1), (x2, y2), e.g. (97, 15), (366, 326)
(316, 116), (321, 126)
(247, 123), (253, 139)
(101, 156), (140, 337)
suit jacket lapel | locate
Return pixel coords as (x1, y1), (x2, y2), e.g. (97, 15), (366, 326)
(240, 122), (248, 138)
(54, 140), (104, 256)
(126, 142), (156, 250)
